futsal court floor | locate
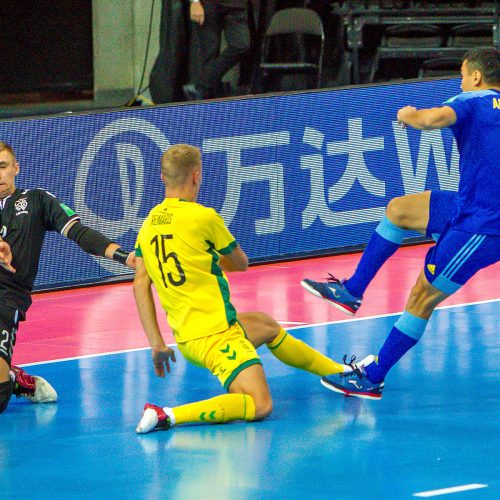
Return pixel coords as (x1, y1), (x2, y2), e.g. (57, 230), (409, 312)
(3, 244), (499, 499)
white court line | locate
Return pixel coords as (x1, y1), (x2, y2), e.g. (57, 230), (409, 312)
(21, 297), (499, 367)
(20, 345), (175, 367)
(413, 484), (488, 497)
(288, 297), (500, 331)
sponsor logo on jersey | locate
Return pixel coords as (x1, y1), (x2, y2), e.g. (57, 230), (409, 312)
(427, 264), (436, 275)
(0, 226), (6, 238)
(14, 198), (28, 215)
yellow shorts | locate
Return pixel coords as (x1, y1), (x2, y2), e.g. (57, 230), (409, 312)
(177, 322), (261, 390)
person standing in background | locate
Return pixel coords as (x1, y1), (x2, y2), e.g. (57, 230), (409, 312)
(183, 0), (251, 100)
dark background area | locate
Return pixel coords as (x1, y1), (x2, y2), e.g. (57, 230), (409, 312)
(0, 0), (93, 99)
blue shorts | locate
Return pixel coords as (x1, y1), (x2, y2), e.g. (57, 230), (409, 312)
(426, 190), (457, 241)
(424, 224), (500, 294)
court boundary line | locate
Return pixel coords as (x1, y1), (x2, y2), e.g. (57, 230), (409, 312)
(292, 297), (500, 330)
(412, 483), (488, 497)
(20, 297), (499, 367)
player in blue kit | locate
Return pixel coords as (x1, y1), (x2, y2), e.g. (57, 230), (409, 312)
(303, 47), (500, 399)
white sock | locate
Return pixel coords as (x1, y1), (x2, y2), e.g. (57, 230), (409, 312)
(163, 406), (176, 426)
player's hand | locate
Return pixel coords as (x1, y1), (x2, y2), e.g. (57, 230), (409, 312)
(397, 105), (417, 128)
(126, 252), (136, 269)
(151, 346), (176, 378)
(0, 239), (15, 273)
(190, 2), (205, 25)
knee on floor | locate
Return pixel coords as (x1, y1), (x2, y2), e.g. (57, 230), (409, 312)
(253, 397), (273, 421)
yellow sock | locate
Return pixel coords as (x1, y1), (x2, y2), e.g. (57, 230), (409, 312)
(172, 393), (255, 425)
(267, 328), (345, 376)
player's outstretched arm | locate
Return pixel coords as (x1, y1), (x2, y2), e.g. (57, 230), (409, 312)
(219, 244), (249, 272)
(397, 105), (457, 130)
(0, 237), (15, 273)
(63, 221), (135, 268)
(133, 256), (176, 377)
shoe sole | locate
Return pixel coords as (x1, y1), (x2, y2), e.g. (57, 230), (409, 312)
(300, 281), (356, 316)
(320, 378), (382, 400)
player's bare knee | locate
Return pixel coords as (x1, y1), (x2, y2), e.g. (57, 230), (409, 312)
(254, 312), (281, 340)
(386, 197), (406, 227)
(407, 278), (442, 317)
(253, 397), (273, 420)
(408, 280), (428, 306)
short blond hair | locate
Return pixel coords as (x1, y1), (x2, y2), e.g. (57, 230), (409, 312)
(0, 141), (16, 161)
(161, 144), (201, 189)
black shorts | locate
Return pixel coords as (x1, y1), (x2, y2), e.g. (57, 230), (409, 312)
(0, 306), (19, 366)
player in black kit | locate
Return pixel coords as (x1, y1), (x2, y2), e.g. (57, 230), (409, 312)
(0, 141), (133, 413)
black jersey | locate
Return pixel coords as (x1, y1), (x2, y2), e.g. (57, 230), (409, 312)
(0, 188), (80, 316)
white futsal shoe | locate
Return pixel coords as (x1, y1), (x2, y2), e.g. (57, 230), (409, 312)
(11, 365), (58, 403)
(136, 403), (172, 434)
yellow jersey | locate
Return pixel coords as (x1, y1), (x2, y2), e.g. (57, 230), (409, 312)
(135, 198), (238, 342)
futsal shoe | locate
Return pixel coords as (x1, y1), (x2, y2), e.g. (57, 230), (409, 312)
(10, 366), (58, 403)
(321, 362), (383, 400)
(301, 275), (362, 316)
(136, 403), (172, 434)
(344, 354), (377, 370)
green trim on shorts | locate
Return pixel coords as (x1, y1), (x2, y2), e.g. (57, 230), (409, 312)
(236, 319), (248, 339)
(223, 359), (262, 391)
(267, 331), (288, 350)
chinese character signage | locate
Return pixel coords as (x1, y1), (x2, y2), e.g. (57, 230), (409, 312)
(0, 78), (461, 288)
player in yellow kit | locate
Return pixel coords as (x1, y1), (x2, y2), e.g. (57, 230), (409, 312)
(135, 144), (364, 433)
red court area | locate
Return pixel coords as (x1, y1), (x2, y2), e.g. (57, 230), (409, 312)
(15, 243), (500, 365)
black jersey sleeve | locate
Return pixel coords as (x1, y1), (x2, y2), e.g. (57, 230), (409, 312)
(36, 189), (81, 233)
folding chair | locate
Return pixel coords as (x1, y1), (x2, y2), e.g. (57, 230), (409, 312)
(368, 24), (444, 82)
(447, 23), (493, 47)
(418, 56), (464, 78)
(257, 7), (325, 92)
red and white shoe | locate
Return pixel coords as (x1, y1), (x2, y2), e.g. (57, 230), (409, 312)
(136, 403), (172, 434)
(10, 366), (58, 403)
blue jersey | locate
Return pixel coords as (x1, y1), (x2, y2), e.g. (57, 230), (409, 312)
(444, 89), (500, 235)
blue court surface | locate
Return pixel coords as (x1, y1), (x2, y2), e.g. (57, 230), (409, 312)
(2, 300), (499, 500)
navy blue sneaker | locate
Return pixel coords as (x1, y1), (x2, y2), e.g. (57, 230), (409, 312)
(321, 356), (383, 400)
(301, 274), (362, 315)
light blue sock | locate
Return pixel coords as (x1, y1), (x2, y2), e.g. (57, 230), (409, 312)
(365, 311), (428, 383)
